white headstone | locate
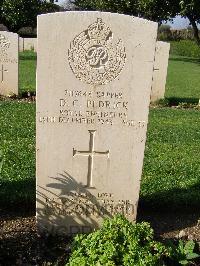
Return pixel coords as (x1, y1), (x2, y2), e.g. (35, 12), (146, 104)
(0, 31), (18, 96)
(36, 11), (158, 235)
(19, 37), (24, 52)
(151, 41), (170, 102)
(24, 38), (37, 52)
(19, 38), (37, 52)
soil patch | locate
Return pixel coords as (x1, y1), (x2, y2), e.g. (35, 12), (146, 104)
(1, 208), (200, 265)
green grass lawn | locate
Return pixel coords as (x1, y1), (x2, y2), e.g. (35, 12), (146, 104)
(19, 48), (200, 102)
(166, 55), (200, 100)
(0, 101), (35, 207)
(0, 101), (199, 210)
(19, 51), (36, 94)
(141, 108), (200, 209)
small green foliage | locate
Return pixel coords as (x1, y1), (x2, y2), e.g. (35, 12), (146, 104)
(66, 216), (200, 265)
(67, 215), (169, 266)
(169, 240), (200, 265)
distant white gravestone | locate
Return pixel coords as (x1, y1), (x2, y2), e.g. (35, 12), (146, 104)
(36, 11), (158, 235)
(151, 41), (170, 102)
(24, 38), (37, 52)
(0, 31), (18, 96)
(19, 37), (24, 52)
(19, 38), (37, 52)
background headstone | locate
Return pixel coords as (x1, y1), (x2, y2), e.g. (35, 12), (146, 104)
(151, 41), (170, 102)
(23, 38), (37, 52)
(19, 38), (37, 52)
(36, 11), (158, 235)
(0, 24), (8, 31)
(19, 37), (24, 52)
(0, 31), (19, 96)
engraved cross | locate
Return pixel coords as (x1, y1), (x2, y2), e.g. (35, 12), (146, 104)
(73, 130), (110, 188)
(0, 64), (8, 83)
(153, 67), (159, 71)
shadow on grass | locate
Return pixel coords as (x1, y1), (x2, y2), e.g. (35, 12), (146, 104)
(137, 207), (200, 238)
(139, 181), (200, 212)
(1, 175), (200, 213)
(19, 91), (36, 98)
(0, 177), (35, 213)
(1, 171), (200, 231)
(137, 181), (200, 235)
(1, 177), (200, 213)
(1, 177), (200, 265)
(170, 56), (200, 65)
(165, 97), (199, 106)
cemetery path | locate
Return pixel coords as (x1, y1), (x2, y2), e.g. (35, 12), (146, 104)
(0, 208), (200, 265)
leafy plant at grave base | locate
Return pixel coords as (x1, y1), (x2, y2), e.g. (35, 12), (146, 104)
(66, 215), (171, 266)
(168, 240), (200, 265)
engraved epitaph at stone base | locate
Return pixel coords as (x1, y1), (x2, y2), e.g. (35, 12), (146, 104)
(0, 31), (19, 96)
(36, 11), (158, 235)
(151, 41), (170, 102)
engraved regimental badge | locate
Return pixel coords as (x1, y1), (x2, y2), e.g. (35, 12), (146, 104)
(68, 18), (126, 85)
(0, 34), (10, 53)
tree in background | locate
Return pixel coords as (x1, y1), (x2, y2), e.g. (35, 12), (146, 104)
(178, 0), (200, 45)
(62, 0), (76, 10)
(72, 0), (200, 46)
(71, 0), (140, 16)
(71, 0), (176, 22)
(137, 0), (178, 23)
(0, 0), (4, 22)
(1, 0), (60, 32)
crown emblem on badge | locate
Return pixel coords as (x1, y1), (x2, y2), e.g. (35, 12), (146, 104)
(68, 18), (126, 85)
(0, 34), (10, 53)
(87, 18), (112, 42)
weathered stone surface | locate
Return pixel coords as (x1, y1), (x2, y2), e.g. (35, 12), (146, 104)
(36, 11), (157, 235)
(0, 31), (18, 96)
(151, 41), (170, 102)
